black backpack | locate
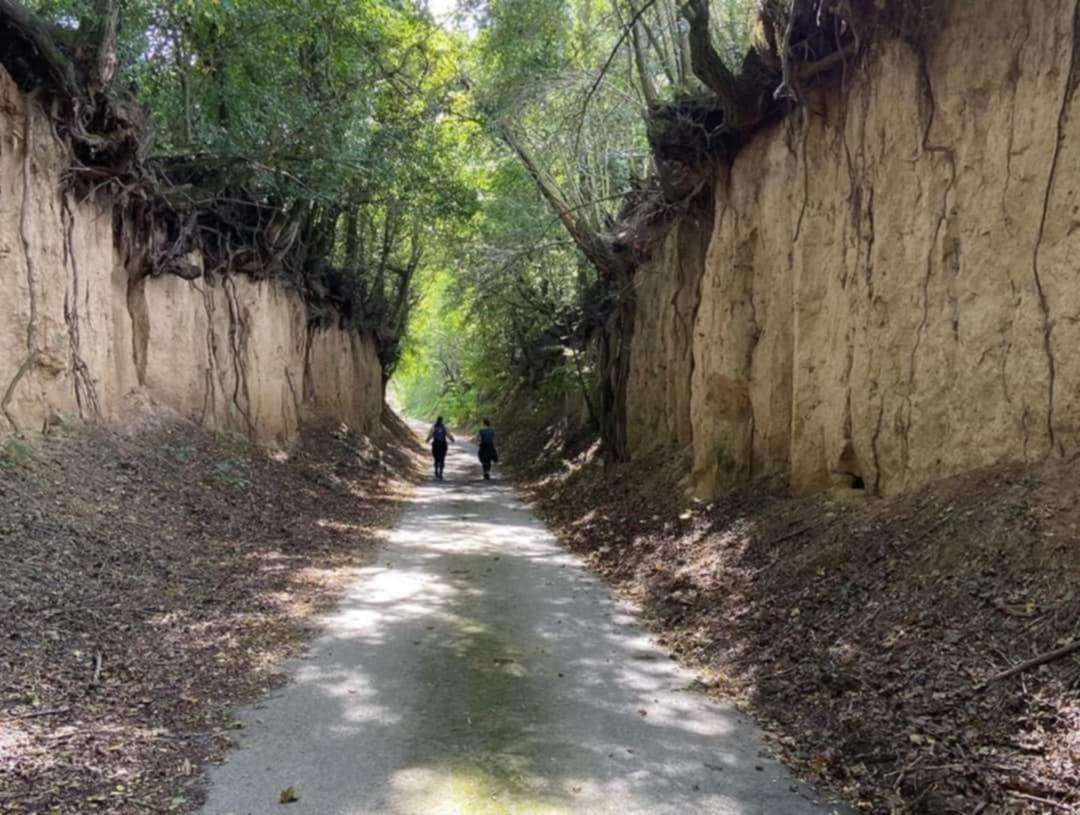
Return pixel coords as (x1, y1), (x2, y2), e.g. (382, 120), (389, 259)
(433, 425), (447, 443)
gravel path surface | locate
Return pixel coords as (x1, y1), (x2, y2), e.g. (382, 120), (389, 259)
(200, 439), (851, 815)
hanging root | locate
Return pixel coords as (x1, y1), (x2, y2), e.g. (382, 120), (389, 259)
(62, 194), (102, 422)
(4, 96), (41, 433)
(2, 353), (40, 433)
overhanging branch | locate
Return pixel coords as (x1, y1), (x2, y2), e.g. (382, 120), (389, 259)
(499, 125), (610, 271)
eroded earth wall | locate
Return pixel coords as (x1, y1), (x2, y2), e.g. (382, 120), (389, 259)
(625, 212), (712, 460)
(0, 68), (382, 443)
(629, 0), (1080, 497)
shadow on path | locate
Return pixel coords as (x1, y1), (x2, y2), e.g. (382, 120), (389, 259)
(200, 441), (853, 815)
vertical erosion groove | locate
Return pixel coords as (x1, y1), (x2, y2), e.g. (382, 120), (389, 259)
(125, 265), (151, 388)
(1031, 0), (1080, 456)
(3, 99), (40, 432)
(19, 100), (37, 355)
(62, 194), (102, 421)
(904, 50), (957, 481)
(223, 277), (255, 438)
(687, 190), (717, 456)
(196, 279), (218, 427)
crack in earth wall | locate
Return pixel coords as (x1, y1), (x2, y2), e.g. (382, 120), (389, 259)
(1030, 0), (1080, 458)
(3, 99), (41, 433)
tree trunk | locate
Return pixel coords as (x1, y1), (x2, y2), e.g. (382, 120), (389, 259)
(571, 345), (599, 430)
(344, 205), (360, 271)
(630, 21), (659, 108)
(615, 0), (660, 108)
(596, 273), (634, 462)
(683, 0), (757, 129)
(176, 34), (193, 147)
(638, 5), (677, 85)
(87, 0), (118, 91)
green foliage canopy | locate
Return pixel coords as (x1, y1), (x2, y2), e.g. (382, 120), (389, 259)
(396, 0), (757, 423)
(20, 0), (757, 417)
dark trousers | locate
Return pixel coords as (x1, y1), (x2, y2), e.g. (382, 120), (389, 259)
(478, 443), (497, 479)
(432, 441), (448, 478)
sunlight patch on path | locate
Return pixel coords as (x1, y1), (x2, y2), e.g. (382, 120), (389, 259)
(199, 440), (851, 815)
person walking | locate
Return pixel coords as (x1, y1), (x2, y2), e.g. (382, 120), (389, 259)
(477, 418), (498, 480)
(426, 416), (454, 480)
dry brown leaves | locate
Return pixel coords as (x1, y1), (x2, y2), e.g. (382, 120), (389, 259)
(516, 443), (1080, 815)
(0, 420), (419, 814)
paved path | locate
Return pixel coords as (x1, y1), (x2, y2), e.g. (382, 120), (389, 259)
(201, 439), (852, 815)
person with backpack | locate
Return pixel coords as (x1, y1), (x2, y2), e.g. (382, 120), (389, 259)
(425, 416), (454, 480)
(477, 418), (498, 480)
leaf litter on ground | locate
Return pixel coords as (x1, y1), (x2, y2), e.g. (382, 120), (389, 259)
(504, 420), (1080, 814)
(0, 420), (420, 814)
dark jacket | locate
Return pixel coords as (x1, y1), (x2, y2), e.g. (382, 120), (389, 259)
(478, 427), (498, 463)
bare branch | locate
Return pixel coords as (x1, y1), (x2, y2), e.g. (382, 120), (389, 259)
(500, 125), (606, 268)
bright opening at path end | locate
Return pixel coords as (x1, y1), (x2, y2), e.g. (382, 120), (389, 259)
(428, 0), (458, 25)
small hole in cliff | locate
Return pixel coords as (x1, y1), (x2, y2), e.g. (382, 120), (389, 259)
(835, 441), (866, 492)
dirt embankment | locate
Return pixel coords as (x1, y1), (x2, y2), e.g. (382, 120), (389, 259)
(0, 63), (385, 446)
(0, 417), (421, 814)
(505, 419), (1079, 814)
(620, 0), (1080, 500)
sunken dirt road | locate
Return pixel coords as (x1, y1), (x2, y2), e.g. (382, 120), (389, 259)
(199, 438), (852, 815)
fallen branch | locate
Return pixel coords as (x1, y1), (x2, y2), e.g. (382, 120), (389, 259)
(1006, 790), (1072, 812)
(907, 515), (952, 545)
(19, 706), (71, 719)
(768, 517), (838, 547)
(976, 640), (1080, 689)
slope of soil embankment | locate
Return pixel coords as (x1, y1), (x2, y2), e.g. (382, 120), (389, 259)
(0, 62), (384, 446)
(0, 417), (421, 814)
(618, 0), (1080, 501)
(506, 423), (1080, 814)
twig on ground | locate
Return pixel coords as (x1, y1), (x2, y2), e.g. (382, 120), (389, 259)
(769, 518), (836, 547)
(977, 640), (1080, 689)
(1007, 790), (1072, 811)
(19, 706), (71, 719)
(909, 515), (952, 544)
(889, 754), (923, 794)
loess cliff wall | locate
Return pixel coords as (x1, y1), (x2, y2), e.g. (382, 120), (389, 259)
(627, 0), (1080, 497)
(0, 68), (383, 443)
(625, 212), (712, 460)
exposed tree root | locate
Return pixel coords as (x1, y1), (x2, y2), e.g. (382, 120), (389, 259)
(4, 97), (40, 433)
(61, 194), (102, 422)
(1030, 0), (1080, 458)
(195, 279), (219, 427)
(2, 353), (40, 433)
(223, 276), (256, 439)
